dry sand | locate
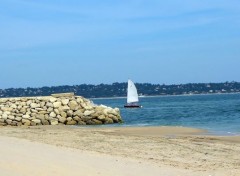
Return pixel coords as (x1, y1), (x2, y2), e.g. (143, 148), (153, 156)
(0, 125), (239, 176)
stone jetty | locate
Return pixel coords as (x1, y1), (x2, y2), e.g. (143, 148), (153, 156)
(0, 93), (122, 126)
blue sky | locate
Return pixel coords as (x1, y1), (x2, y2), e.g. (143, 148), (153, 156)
(0, 0), (240, 88)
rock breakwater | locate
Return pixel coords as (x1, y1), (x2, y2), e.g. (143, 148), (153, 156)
(0, 93), (122, 126)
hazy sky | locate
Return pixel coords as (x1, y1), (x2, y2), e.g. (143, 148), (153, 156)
(1, 0), (240, 88)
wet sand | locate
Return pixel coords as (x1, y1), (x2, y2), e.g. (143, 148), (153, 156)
(0, 126), (239, 176)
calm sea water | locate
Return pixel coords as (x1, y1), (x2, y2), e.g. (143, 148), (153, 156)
(91, 94), (240, 135)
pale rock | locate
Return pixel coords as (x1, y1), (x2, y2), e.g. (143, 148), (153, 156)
(36, 114), (45, 121)
(0, 99), (7, 103)
(20, 108), (27, 113)
(47, 107), (54, 112)
(73, 110), (83, 117)
(76, 97), (84, 103)
(22, 119), (30, 124)
(10, 104), (17, 109)
(6, 119), (12, 125)
(60, 111), (67, 118)
(30, 122), (36, 126)
(44, 114), (49, 120)
(84, 110), (95, 116)
(59, 106), (70, 112)
(15, 113), (23, 117)
(32, 119), (41, 124)
(22, 114), (30, 119)
(84, 105), (93, 110)
(35, 100), (40, 104)
(86, 120), (95, 125)
(15, 117), (22, 122)
(53, 102), (62, 108)
(50, 120), (58, 125)
(61, 99), (69, 105)
(112, 116), (119, 122)
(42, 120), (49, 125)
(20, 102), (26, 106)
(73, 116), (81, 122)
(91, 112), (101, 118)
(105, 117), (114, 124)
(97, 115), (106, 120)
(32, 114), (37, 119)
(17, 105), (22, 110)
(114, 108), (120, 112)
(58, 116), (67, 123)
(31, 109), (38, 113)
(8, 115), (15, 120)
(26, 100), (32, 106)
(1, 107), (13, 111)
(108, 109), (118, 116)
(51, 93), (74, 98)
(99, 105), (108, 109)
(92, 119), (102, 125)
(66, 120), (77, 125)
(24, 121), (31, 126)
(54, 109), (60, 115)
(0, 122), (7, 126)
(50, 97), (57, 103)
(30, 103), (40, 108)
(67, 110), (73, 117)
(68, 101), (78, 110)
(2, 114), (8, 120)
(38, 111), (48, 114)
(17, 122), (22, 126)
(35, 108), (44, 111)
(103, 108), (111, 116)
(81, 116), (92, 121)
(46, 102), (53, 107)
(78, 121), (86, 125)
(66, 117), (73, 121)
(40, 102), (45, 107)
(11, 121), (18, 126)
(50, 112), (56, 118)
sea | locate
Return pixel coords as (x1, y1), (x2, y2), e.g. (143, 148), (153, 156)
(91, 93), (240, 136)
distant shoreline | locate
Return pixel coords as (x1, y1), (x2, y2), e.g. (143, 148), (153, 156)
(90, 92), (240, 100)
(2, 81), (240, 99)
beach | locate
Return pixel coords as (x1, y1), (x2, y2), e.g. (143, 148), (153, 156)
(0, 126), (239, 176)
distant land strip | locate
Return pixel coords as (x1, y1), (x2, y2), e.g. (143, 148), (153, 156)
(1, 81), (240, 98)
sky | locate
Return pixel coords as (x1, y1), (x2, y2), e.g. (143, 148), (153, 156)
(0, 0), (240, 89)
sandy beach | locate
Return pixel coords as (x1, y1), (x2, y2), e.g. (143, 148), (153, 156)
(0, 126), (239, 176)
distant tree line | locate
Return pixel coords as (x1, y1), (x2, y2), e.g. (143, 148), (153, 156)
(0, 81), (240, 98)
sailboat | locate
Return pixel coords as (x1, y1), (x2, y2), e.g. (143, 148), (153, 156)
(124, 79), (142, 108)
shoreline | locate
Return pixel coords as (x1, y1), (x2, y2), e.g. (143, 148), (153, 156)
(90, 92), (240, 100)
(85, 124), (240, 137)
(0, 126), (239, 176)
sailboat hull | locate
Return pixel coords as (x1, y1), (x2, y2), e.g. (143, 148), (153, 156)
(124, 105), (142, 108)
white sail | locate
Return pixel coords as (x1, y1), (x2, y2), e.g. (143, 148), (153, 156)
(127, 79), (139, 104)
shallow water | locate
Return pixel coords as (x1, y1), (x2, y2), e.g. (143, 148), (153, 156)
(91, 94), (240, 135)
